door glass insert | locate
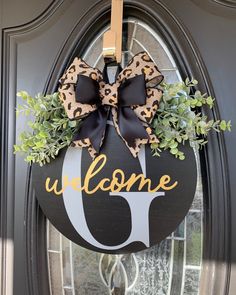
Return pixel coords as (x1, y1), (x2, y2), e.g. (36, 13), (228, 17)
(47, 19), (203, 295)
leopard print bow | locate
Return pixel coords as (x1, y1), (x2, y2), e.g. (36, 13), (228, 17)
(58, 52), (163, 159)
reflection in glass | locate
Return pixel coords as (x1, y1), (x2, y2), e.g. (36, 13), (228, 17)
(47, 19), (203, 295)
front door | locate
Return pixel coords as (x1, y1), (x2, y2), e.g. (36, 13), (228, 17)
(1, 1), (235, 294)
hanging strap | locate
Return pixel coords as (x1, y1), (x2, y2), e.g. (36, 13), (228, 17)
(103, 0), (124, 63)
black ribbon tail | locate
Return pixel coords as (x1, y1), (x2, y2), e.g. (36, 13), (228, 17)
(73, 107), (109, 153)
(117, 107), (149, 148)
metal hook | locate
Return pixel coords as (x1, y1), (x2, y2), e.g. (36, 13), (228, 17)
(103, 0), (124, 63)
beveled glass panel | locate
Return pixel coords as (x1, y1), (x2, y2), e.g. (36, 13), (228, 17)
(183, 269), (200, 295)
(48, 252), (63, 295)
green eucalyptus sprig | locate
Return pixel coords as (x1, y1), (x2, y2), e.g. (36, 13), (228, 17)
(151, 78), (231, 159)
(14, 91), (79, 166)
(14, 78), (231, 165)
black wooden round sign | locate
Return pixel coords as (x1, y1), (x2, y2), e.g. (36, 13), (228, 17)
(33, 124), (197, 254)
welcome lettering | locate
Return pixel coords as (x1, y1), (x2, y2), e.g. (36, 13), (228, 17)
(45, 154), (178, 196)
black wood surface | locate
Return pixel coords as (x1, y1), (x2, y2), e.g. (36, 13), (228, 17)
(33, 126), (197, 254)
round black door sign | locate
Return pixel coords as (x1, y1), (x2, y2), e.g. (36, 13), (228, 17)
(33, 124), (197, 254)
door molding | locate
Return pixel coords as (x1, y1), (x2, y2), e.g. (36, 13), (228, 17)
(212, 0), (236, 8)
(0, 1), (64, 295)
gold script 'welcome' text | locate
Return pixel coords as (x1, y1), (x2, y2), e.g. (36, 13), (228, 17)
(45, 154), (178, 196)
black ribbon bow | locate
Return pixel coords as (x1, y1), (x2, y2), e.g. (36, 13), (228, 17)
(58, 52), (164, 158)
(73, 73), (149, 153)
